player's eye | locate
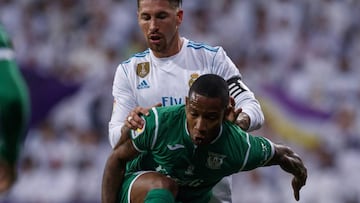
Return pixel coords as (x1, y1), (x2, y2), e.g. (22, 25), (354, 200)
(156, 12), (168, 19)
(189, 111), (198, 118)
(140, 14), (151, 21)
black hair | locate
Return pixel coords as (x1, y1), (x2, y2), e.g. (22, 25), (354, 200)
(137, 0), (182, 9)
(189, 74), (229, 107)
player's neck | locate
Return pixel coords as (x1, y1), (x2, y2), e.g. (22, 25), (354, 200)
(153, 36), (183, 58)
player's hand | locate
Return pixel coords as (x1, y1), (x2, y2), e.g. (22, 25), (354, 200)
(225, 97), (250, 131)
(273, 144), (307, 201)
(235, 112), (250, 131)
(125, 103), (162, 130)
(226, 97), (242, 123)
(0, 160), (17, 193)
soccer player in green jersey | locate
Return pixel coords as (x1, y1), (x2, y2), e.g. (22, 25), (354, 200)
(0, 24), (30, 192)
(102, 74), (307, 203)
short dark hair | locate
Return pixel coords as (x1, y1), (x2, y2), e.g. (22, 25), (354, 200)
(189, 74), (229, 108)
(137, 0), (182, 9)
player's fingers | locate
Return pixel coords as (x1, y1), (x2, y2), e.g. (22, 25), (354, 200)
(234, 108), (243, 117)
(292, 175), (306, 201)
(125, 116), (136, 130)
(292, 178), (300, 201)
(134, 106), (147, 116)
(132, 113), (144, 128)
(126, 112), (144, 130)
(153, 102), (162, 107)
(229, 97), (235, 107)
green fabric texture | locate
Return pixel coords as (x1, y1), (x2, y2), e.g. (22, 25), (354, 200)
(144, 189), (175, 203)
(0, 24), (30, 164)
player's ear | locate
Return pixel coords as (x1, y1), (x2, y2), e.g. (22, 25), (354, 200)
(176, 9), (183, 26)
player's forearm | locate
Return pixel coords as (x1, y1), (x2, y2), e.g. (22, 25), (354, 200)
(101, 153), (126, 203)
(235, 97), (264, 131)
(267, 144), (298, 167)
(266, 144), (307, 201)
(227, 77), (264, 131)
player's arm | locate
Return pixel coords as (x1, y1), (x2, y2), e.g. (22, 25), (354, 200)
(226, 76), (264, 131)
(237, 134), (307, 201)
(266, 144), (307, 201)
(211, 47), (264, 131)
(102, 126), (140, 203)
(108, 64), (138, 148)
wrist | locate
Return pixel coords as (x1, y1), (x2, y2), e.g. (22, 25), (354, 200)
(236, 112), (250, 131)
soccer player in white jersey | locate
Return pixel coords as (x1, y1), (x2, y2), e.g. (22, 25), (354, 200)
(108, 0), (264, 202)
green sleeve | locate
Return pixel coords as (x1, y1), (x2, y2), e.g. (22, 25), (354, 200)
(0, 24), (30, 164)
(241, 134), (275, 171)
(130, 107), (158, 152)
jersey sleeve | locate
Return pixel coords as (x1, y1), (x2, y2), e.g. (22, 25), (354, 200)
(108, 63), (138, 148)
(130, 107), (158, 152)
(0, 24), (30, 164)
(239, 133), (275, 171)
(211, 47), (264, 131)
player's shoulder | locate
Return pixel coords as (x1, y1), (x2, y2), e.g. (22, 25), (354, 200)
(184, 38), (222, 54)
(121, 49), (151, 65)
(152, 105), (185, 121)
(222, 121), (247, 140)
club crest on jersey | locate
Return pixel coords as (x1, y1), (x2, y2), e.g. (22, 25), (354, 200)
(206, 152), (226, 170)
(136, 62), (150, 78)
(188, 73), (199, 87)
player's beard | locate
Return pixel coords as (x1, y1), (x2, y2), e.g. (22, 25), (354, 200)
(147, 31), (178, 56)
(149, 41), (165, 53)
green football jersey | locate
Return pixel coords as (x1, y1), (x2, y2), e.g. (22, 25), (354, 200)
(128, 105), (274, 202)
(0, 24), (30, 164)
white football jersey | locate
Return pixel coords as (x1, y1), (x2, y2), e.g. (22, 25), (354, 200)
(109, 37), (263, 147)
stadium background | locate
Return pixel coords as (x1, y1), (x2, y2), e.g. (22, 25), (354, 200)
(1, 0), (359, 202)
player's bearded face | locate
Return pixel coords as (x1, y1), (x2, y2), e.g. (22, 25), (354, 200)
(185, 93), (225, 145)
(138, 0), (183, 57)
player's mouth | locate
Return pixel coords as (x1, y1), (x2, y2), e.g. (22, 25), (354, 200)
(192, 134), (205, 145)
(149, 34), (162, 44)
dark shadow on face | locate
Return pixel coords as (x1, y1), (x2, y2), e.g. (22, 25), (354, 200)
(185, 92), (226, 145)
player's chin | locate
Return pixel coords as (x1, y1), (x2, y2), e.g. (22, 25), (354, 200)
(192, 136), (205, 145)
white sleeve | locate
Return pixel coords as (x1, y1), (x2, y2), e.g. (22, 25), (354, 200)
(108, 64), (137, 148)
(211, 47), (264, 131)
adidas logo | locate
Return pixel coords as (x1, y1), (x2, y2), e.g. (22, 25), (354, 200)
(137, 80), (150, 89)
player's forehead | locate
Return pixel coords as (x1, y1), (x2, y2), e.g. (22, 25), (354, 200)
(138, 0), (175, 13)
(188, 93), (224, 113)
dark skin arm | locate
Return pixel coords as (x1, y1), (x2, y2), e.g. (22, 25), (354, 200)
(227, 97), (306, 200)
(226, 97), (248, 129)
(0, 161), (16, 193)
(235, 112), (250, 131)
(101, 127), (139, 203)
(266, 144), (308, 201)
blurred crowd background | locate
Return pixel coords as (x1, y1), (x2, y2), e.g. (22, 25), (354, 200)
(1, 0), (360, 202)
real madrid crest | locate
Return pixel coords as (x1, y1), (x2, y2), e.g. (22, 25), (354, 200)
(136, 62), (150, 78)
(188, 73), (199, 87)
(206, 152), (226, 170)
